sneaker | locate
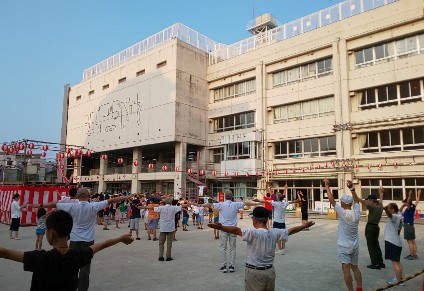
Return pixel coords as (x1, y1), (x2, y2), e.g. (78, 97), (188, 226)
(136, 237), (140, 240)
(378, 263), (386, 268)
(281, 249), (285, 255)
(166, 257), (173, 261)
(148, 237), (152, 240)
(14, 237), (22, 240)
(409, 255), (419, 260)
(387, 277), (404, 286)
(367, 264), (381, 270)
(219, 266), (227, 273)
(228, 265), (235, 273)
(153, 237), (158, 241)
(158, 257), (164, 261)
(404, 255), (412, 260)
(275, 249), (282, 255)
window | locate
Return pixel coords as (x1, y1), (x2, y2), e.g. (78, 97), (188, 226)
(274, 96), (334, 122)
(118, 77), (126, 84)
(76, 95), (81, 101)
(213, 79), (256, 102)
(355, 32), (424, 68)
(359, 79), (423, 109)
(225, 141), (258, 160)
(102, 84), (109, 90)
(88, 90), (94, 96)
(157, 61), (167, 68)
(361, 178), (424, 201)
(213, 148), (224, 163)
(361, 126), (424, 153)
(136, 69), (145, 77)
(213, 111), (255, 132)
(274, 136), (336, 159)
(272, 57), (333, 87)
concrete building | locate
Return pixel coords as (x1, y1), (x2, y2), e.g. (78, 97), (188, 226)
(61, 0), (424, 210)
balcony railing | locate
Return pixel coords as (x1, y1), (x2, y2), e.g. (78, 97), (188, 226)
(209, 0), (398, 64)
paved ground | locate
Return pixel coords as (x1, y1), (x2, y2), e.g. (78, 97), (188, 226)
(0, 214), (423, 291)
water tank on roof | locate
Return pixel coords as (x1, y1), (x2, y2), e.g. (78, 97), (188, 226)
(247, 13), (282, 35)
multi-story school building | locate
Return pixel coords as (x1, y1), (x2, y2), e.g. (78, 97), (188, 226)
(61, 0), (424, 210)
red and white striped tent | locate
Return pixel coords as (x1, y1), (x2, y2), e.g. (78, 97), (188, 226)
(0, 186), (71, 225)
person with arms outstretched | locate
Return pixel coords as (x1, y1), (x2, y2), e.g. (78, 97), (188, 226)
(400, 189), (421, 260)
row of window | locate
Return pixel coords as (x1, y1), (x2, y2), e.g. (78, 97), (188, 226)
(272, 58), (332, 88)
(362, 126), (424, 153)
(361, 178), (424, 201)
(212, 141), (259, 162)
(213, 79), (256, 102)
(360, 79), (422, 109)
(355, 32), (424, 68)
(274, 136), (336, 159)
(213, 111), (255, 132)
(274, 96), (335, 122)
(75, 62), (166, 101)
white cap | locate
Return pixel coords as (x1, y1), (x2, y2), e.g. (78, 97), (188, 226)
(340, 194), (353, 205)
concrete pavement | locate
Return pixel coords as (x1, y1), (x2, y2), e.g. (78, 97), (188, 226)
(0, 216), (423, 290)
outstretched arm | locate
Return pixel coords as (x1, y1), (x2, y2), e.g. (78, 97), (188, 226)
(208, 223), (242, 237)
(28, 201), (57, 209)
(288, 221), (315, 235)
(90, 234), (134, 254)
(378, 186), (384, 205)
(325, 179), (336, 207)
(347, 180), (366, 206)
(107, 194), (134, 205)
(0, 247), (24, 263)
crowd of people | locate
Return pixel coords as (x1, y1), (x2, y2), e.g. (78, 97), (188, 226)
(0, 182), (421, 291)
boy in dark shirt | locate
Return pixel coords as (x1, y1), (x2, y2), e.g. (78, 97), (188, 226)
(0, 210), (134, 291)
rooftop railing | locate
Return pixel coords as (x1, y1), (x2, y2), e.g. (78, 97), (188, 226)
(209, 0), (398, 64)
(81, 23), (220, 82)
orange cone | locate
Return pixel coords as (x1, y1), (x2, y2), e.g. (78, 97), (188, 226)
(416, 210), (420, 220)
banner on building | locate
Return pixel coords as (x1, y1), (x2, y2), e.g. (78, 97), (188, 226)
(0, 186), (71, 225)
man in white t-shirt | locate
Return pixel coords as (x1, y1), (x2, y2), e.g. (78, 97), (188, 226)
(208, 207), (314, 291)
(254, 184), (299, 254)
(326, 179), (363, 291)
(9, 194), (27, 240)
(29, 187), (131, 291)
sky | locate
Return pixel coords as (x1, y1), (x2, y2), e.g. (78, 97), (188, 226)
(0, 0), (340, 146)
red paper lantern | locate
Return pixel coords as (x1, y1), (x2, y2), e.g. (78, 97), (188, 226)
(13, 143), (20, 150)
(41, 152), (47, 158)
(233, 171), (238, 177)
(42, 145), (49, 151)
(28, 143), (34, 150)
(85, 150), (92, 157)
(377, 163), (382, 168)
(148, 163), (154, 169)
(188, 168), (193, 174)
(67, 148), (71, 154)
(285, 169), (288, 174)
(309, 165), (314, 170)
(117, 158), (124, 164)
(26, 150), (33, 156)
(59, 164), (64, 170)
(212, 170), (217, 177)
(274, 170), (279, 175)
(1, 144), (7, 152)
(292, 169), (296, 173)
(245, 172), (250, 177)
(224, 171), (229, 177)
(199, 169), (205, 175)
(101, 154), (108, 160)
(175, 166), (180, 172)
(19, 143), (24, 150)
(133, 160), (139, 166)
(9, 147), (15, 154)
(162, 165), (168, 171)
(367, 164), (371, 170)
(393, 162), (398, 167)
(255, 171), (259, 176)
(317, 165), (321, 169)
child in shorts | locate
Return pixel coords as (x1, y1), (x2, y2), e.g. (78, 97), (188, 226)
(213, 206), (220, 239)
(35, 208), (47, 251)
(182, 204), (189, 231)
(0, 210), (133, 291)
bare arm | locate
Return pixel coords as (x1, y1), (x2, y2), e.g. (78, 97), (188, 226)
(107, 195), (134, 205)
(416, 190), (421, 208)
(378, 186), (384, 205)
(252, 198), (266, 203)
(0, 247), (24, 263)
(383, 205), (392, 218)
(208, 223), (242, 237)
(283, 184), (288, 197)
(288, 221), (315, 235)
(28, 201), (57, 209)
(325, 179), (336, 207)
(347, 180), (366, 206)
(244, 200), (262, 207)
(405, 190), (413, 209)
(90, 234), (134, 254)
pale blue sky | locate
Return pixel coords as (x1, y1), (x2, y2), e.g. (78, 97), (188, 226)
(0, 0), (339, 145)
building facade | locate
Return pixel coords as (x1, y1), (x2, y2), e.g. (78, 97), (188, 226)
(61, 0), (424, 210)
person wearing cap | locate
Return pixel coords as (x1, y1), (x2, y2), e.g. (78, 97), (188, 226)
(208, 206), (314, 291)
(349, 182), (385, 270)
(28, 187), (132, 291)
(193, 189), (259, 273)
(325, 179), (362, 291)
(400, 189), (421, 260)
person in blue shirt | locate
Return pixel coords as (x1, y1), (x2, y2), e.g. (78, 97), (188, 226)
(400, 189), (421, 260)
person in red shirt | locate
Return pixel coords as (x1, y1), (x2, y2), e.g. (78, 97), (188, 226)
(263, 193), (274, 228)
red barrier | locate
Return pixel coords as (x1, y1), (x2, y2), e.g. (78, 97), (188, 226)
(0, 186), (70, 225)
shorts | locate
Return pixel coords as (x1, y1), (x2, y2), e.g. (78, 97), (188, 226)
(404, 224), (415, 240)
(214, 217), (219, 223)
(111, 209), (116, 215)
(98, 210), (104, 218)
(130, 218), (140, 230)
(9, 218), (20, 231)
(265, 210), (272, 219)
(273, 222), (286, 229)
(193, 213), (199, 218)
(182, 217), (189, 225)
(385, 241), (402, 262)
(148, 219), (159, 229)
(198, 215), (204, 223)
(337, 245), (359, 265)
(35, 229), (45, 236)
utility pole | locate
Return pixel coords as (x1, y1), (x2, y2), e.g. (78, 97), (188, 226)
(22, 139), (27, 184)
